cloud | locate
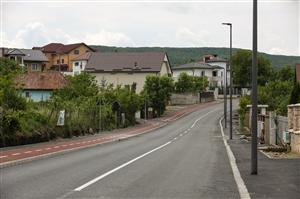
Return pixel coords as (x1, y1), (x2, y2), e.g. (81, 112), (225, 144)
(3, 22), (135, 48)
(79, 30), (135, 47)
(3, 22), (49, 47)
(175, 27), (209, 47)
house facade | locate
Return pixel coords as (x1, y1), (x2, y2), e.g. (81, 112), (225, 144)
(204, 54), (230, 87)
(71, 52), (92, 76)
(84, 52), (172, 93)
(33, 43), (95, 72)
(14, 71), (68, 102)
(172, 62), (223, 87)
(0, 48), (48, 72)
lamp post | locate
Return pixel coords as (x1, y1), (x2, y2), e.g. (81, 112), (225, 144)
(251, 0), (258, 175)
(222, 22), (233, 139)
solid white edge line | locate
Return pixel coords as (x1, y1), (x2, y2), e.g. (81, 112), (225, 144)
(219, 117), (251, 199)
(74, 141), (172, 191)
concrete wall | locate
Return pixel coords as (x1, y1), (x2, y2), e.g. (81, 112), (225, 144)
(170, 92), (199, 105)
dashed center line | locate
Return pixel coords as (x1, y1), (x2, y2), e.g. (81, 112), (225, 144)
(45, 148), (52, 150)
(24, 151), (32, 154)
(35, 149), (42, 152)
(12, 153), (21, 156)
(54, 146), (60, 149)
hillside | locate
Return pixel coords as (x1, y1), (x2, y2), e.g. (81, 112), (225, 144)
(90, 46), (300, 69)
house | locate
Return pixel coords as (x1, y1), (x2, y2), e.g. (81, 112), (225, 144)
(15, 71), (68, 102)
(172, 61), (223, 87)
(296, 63), (300, 83)
(0, 48), (48, 72)
(83, 52), (172, 93)
(71, 52), (92, 76)
(33, 43), (95, 72)
(203, 54), (230, 87)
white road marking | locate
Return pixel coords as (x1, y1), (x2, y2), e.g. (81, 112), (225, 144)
(12, 153), (21, 156)
(219, 117), (251, 199)
(73, 108), (218, 192)
(0, 155), (8, 158)
(35, 149), (42, 152)
(62, 145), (68, 147)
(45, 148), (52, 150)
(54, 146), (60, 149)
(74, 141), (172, 191)
(24, 151), (32, 154)
(69, 143), (74, 146)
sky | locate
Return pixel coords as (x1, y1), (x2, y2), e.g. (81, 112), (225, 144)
(1, 0), (299, 56)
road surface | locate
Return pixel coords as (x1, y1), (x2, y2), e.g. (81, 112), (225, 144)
(1, 102), (240, 199)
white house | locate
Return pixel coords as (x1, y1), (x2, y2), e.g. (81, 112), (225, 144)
(204, 54), (230, 87)
(172, 61), (223, 87)
(81, 52), (172, 93)
(71, 52), (91, 76)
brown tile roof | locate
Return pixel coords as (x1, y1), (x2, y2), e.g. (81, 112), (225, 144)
(296, 63), (300, 83)
(15, 71), (68, 90)
(85, 52), (167, 72)
(34, 43), (95, 54)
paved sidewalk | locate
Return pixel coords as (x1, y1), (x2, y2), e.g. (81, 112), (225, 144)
(222, 113), (300, 199)
(0, 101), (218, 167)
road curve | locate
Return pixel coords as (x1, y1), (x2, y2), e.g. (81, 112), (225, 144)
(0, 102), (239, 199)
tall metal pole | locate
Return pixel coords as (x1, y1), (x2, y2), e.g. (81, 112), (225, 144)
(224, 62), (227, 128)
(251, 0), (258, 175)
(229, 24), (233, 140)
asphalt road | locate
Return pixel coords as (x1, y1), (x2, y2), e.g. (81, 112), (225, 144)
(0, 102), (240, 199)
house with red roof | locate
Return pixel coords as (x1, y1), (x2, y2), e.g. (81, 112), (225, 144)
(33, 43), (95, 72)
(15, 71), (68, 102)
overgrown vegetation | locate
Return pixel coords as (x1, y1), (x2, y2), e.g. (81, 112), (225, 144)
(235, 50), (299, 118)
(174, 72), (209, 93)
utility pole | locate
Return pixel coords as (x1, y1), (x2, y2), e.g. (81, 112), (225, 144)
(251, 0), (258, 175)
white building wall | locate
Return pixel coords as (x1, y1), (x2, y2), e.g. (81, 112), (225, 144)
(72, 60), (87, 76)
(208, 61), (230, 87)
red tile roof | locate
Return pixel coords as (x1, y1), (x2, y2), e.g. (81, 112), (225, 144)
(296, 63), (300, 83)
(15, 71), (68, 90)
(34, 43), (95, 54)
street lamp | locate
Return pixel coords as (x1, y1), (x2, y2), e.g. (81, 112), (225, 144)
(222, 22), (233, 139)
(251, 0), (258, 175)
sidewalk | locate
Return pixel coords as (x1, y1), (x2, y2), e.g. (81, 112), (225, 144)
(0, 101), (218, 167)
(222, 112), (300, 199)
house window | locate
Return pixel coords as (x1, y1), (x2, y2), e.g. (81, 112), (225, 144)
(74, 50), (79, 55)
(201, 71), (205, 76)
(86, 50), (90, 53)
(57, 59), (60, 64)
(32, 63), (38, 71)
(213, 71), (217, 77)
(74, 62), (79, 67)
(80, 63), (83, 70)
(61, 59), (64, 64)
(25, 91), (30, 98)
(221, 71), (223, 77)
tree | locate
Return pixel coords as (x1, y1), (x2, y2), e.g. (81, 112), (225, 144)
(289, 83), (300, 104)
(258, 80), (293, 115)
(231, 49), (273, 87)
(175, 72), (208, 93)
(143, 75), (174, 117)
(274, 65), (295, 82)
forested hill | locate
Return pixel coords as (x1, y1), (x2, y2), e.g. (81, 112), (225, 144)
(91, 45), (300, 69)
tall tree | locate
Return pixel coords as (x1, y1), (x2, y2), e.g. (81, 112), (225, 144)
(231, 49), (273, 87)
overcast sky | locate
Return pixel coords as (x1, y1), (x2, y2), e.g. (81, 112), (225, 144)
(1, 0), (299, 56)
